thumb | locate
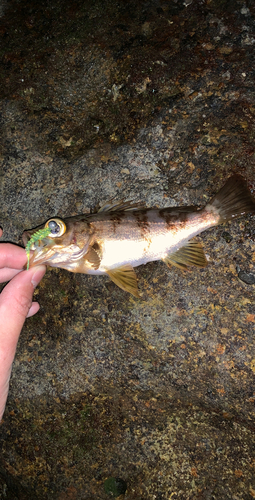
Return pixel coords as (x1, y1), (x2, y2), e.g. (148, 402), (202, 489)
(0, 265), (46, 420)
(0, 265), (46, 343)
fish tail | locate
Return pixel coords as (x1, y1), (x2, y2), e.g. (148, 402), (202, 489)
(206, 174), (255, 224)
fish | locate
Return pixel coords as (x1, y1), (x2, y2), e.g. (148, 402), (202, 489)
(22, 175), (255, 297)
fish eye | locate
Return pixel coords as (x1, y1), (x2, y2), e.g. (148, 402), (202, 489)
(45, 218), (66, 237)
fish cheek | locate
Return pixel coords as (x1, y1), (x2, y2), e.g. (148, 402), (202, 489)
(68, 243), (102, 273)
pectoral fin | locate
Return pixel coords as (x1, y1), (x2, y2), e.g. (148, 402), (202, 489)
(106, 265), (140, 297)
(163, 240), (207, 270)
(84, 246), (101, 270)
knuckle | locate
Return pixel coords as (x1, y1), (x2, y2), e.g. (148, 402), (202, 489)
(12, 291), (32, 318)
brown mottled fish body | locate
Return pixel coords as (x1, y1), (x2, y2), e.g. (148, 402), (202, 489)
(60, 208), (213, 271)
(23, 175), (255, 297)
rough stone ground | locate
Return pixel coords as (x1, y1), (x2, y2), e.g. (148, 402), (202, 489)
(0, 0), (255, 498)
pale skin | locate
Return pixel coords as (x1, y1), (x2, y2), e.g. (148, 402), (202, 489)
(0, 228), (46, 420)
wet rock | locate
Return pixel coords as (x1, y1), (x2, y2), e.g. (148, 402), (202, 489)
(1, 0), (255, 498)
(238, 270), (255, 285)
(104, 477), (127, 497)
(221, 231), (233, 243)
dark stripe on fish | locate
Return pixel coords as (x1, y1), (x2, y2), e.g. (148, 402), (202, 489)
(134, 211), (152, 249)
(159, 209), (191, 232)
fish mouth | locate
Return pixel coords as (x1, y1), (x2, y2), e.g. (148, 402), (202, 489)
(30, 246), (69, 268)
(22, 229), (37, 246)
(22, 230), (58, 267)
(22, 229), (94, 269)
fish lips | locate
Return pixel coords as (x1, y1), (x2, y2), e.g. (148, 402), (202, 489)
(22, 229), (56, 267)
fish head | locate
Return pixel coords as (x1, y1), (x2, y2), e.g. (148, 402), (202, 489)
(22, 216), (95, 270)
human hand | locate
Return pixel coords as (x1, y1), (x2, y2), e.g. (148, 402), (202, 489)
(0, 228), (46, 420)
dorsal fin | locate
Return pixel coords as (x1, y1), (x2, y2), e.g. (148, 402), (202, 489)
(163, 240), (207, 270)
(98, 198), (145, 213)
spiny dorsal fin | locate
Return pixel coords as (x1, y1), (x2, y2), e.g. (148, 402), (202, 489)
(163, 240), (207, 270)
(98, 199), (145, 213)
(106, 264), (140, 297)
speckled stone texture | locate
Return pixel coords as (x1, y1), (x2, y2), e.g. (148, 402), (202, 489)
(0, 0), (255, 499)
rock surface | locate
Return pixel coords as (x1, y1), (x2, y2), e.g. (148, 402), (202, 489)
(0, 0), (255, 499)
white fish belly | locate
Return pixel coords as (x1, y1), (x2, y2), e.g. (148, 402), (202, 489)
(95, 231), (192, 272)
(99, 239), (152, 270)
(87, 211), (215, 274)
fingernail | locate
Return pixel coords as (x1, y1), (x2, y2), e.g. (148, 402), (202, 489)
(31, 266), (46, 288)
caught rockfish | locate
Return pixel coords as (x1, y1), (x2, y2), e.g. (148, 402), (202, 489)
(22, 175), (255, 297)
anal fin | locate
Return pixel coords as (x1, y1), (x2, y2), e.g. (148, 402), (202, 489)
(106, 264), (140, 297)
(163, 240), (207, 270)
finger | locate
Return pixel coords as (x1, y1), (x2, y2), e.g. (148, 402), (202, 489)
(0, 268), (22, 283)
(0, 265), (46, 351)
(0, 265), (46, 420)
(0, 228), (3, 237)
(26, 301), (40, 318)
(0, 244), (27, 269)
